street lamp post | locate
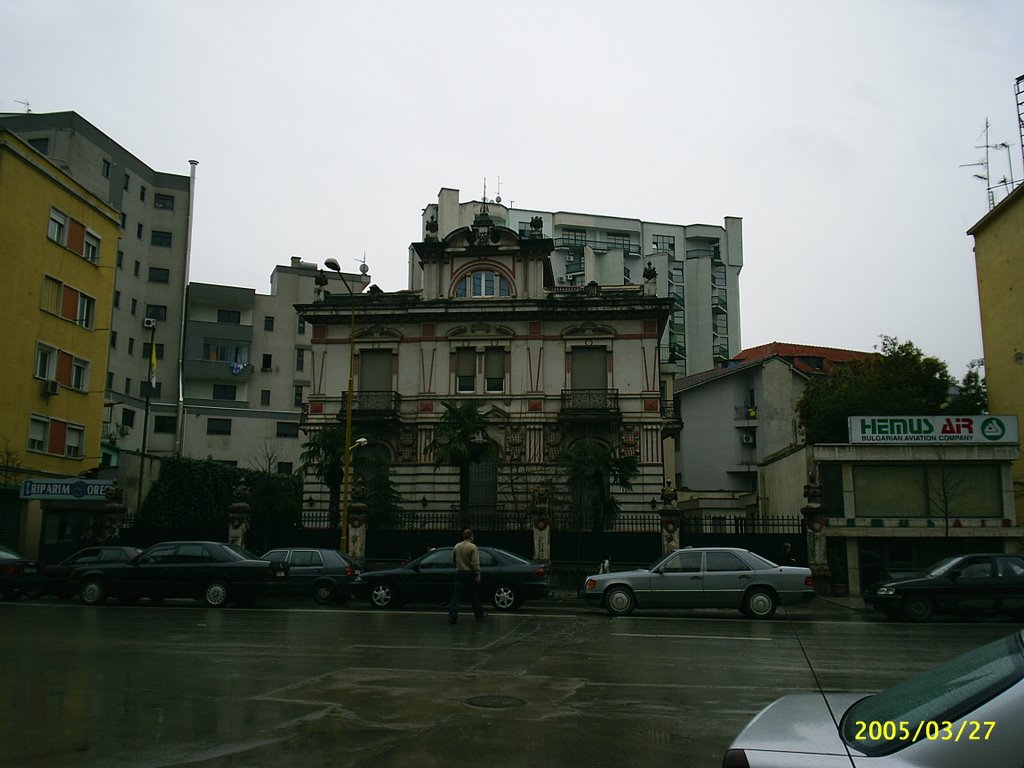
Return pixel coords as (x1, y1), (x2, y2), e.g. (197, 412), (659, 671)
(324, 258), (368, 553)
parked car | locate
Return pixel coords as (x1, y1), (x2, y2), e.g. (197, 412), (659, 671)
(262, 547), (360, 604)
(583, 547), (815, 619)
(863, 552), (1024, 622)
(0, 544), (45, 599)
(69, 541), (288, 608)
(723, 629), (1024, 767)
(351, 546), (549, 611)
(39, 546), (143, 598)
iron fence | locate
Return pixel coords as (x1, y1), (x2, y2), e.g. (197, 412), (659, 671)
(680, 515), (804, 535)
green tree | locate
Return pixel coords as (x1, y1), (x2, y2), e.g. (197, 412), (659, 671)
(558, 439), (640, 532)
(352, 443), (403, 529)
(300, 425), (348, 528)
(797, 336), (957, 444)
(952, 360), (988, 414)
(427, 401), (498, 519)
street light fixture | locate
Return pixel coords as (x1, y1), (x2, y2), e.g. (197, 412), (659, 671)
(323, 258), (368, 553)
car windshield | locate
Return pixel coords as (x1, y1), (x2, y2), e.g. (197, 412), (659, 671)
(222, 544), (262, 561)
(842, 631), (1024, 755)
(926, 556), (963, 577)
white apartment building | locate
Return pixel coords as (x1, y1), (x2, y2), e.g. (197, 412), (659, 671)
(418, 187), (744, 377)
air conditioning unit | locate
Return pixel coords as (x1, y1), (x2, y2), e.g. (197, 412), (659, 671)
(741, 433), (755, 445)
(42, 379), (60, 396)
(565, 253), (575, 262)
(143, 317), (157, 329)
(117, 424), (131, 436)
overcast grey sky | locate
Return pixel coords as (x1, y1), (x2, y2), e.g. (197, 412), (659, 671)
(3, 0), (1021, 375)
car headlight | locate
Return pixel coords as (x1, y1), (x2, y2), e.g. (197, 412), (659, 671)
(876, 586), (896, 596)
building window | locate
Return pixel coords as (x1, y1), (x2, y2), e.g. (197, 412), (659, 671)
(124, 378), (132, 395)
(264, 316), (274, 331)
(561, 227), (587, 247)
(145, 304), (168, 321)
(293, 385), (303, 407)
(65, 426), (83, 458)
(276, 422), (300, 438)
(142, 342), (164, 360)
(48, 208), (68, 245)
(102, 159), (111, 178)
(148, 267), (170, 283)
(128, 337), (135, 355)
(77, 294), (96, 328)
(276, 462), (293, 475)
(217, 309), (241, 324)
(203, 340), (247, 363)
(35, 344), (54, 379)
(136, 223), (143, 240)
(652, 234), (675, 254)
(485, 348), (505, 393)
(261, 353), (272, 371)
(454, 271), (512, 298)
(83, 232), (100, 263)
(123, 173), (130, 191)
(150, 230), (172, 248)
(28, 417), (48, 452)
(113, 290), (120, 309)
(297, 317), (306, 335)
(154, 415), (177, 434)
(106, 371), (113, 389)
(130, 298), (138, 316)
(456, 348), (475, 393)
(133, 260), (140, 277)
(71, 360), (88, 391)
(295, 348), (305, 372)
(28, 137), (49, 154)
(120, 212), (127, 229)
(212, 384), (237, 401)
(260, 389), (271, 406)
(117, 250), (124, 268)
(110, 331), (117, 349)
(139, 185), (146, 202)
(606, 232), (631, 252)
(122, 408), (135, 428)
(207, 418), (232, 435)
(154, 193), (174, 210)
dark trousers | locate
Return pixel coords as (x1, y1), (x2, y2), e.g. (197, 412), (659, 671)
(448, 571), (483, 619)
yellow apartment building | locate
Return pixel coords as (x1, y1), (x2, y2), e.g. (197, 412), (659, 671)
(970, 182), (1024, 522)
(0, 130), (120, 554)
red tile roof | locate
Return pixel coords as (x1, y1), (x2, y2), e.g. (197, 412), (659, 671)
(732, 341), (872, 376)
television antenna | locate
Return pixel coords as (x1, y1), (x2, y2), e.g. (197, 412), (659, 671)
(13, 99), (31, 113)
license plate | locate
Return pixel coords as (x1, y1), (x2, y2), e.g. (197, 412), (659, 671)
(275, 570), (286, 577)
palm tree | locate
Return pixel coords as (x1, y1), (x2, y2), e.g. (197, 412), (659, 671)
(300, 425), (347, 529)
(427, 401), (498, 523)
(558, 439), (640, 532)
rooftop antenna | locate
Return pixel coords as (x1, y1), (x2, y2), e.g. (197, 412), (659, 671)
(482, 176), (487, 203)
(960, 119), (995, 210)
(495, 175), (502, 204)
(1016, 74), (1024, 175)
(13, 99), (31, 113)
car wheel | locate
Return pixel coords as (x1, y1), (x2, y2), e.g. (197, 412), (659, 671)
(313, 583), (337, 605)
(903, 594), (933, 622)
(79, 578), (107, 606)
(203, 580), (230, 608)
(743, 589), (778, 619)
(369, 581), (395, 609)
(604, 586), (636, 616)
(492, 583), (519, 612)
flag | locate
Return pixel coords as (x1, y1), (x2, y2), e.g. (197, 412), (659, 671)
(149, 342), (157, 388)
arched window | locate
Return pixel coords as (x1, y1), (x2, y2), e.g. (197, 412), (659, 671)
(454, 270), (512, 298)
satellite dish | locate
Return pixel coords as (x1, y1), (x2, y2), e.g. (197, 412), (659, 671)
(495, 195), (502, 203)
(359, 263), (369, 275)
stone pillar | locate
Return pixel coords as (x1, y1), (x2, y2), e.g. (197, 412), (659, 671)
(347, 503), (368, 563)
(532, 515), (551, 563)
(227, 481), (251, 549)
(660, 481), (679, 554)
(802, 505), (829, 594)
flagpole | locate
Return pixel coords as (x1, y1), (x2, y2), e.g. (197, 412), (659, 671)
(135, 319), (157, 521)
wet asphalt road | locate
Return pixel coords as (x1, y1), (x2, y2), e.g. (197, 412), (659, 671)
(1, 597), (1021, 768)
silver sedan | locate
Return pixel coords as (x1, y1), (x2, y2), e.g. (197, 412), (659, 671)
(723, 629), (1024, 766)
(582, 547), (815, 619)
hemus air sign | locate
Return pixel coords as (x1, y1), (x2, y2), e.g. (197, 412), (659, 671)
(848, 416), (1019, 444)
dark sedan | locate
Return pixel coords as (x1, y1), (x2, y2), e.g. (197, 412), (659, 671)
(40, 545), (142, 598)
(351, 546), (549, 611)
(262, 547), (360, 604)
(0, 544), (45, 599)
(864, 552), (1024, 621)
(69, 541), (288, 608)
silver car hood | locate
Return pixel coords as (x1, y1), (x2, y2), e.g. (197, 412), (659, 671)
(730, 692), (869, 756)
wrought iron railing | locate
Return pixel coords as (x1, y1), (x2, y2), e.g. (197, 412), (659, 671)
(560, 389), (620, 412)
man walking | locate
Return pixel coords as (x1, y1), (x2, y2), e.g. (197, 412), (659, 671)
(448, 529), (486, 624)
